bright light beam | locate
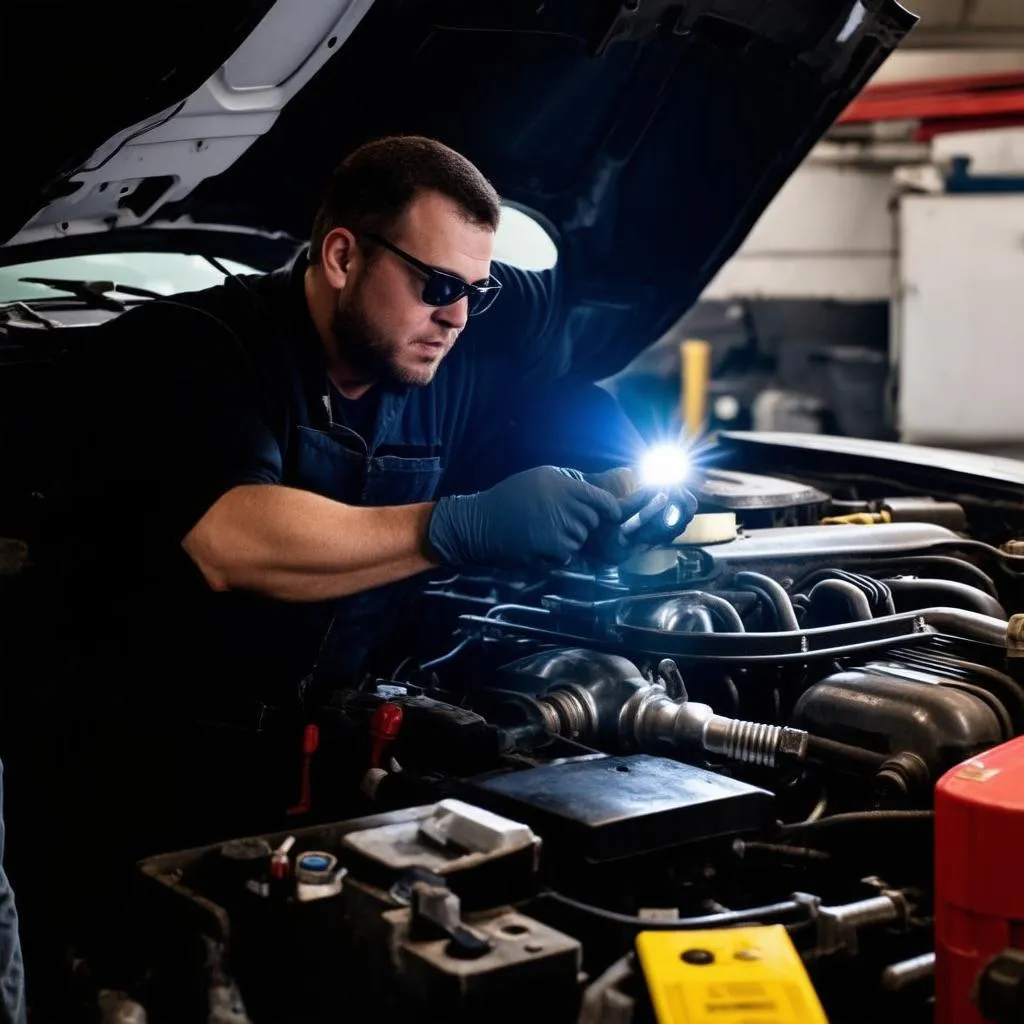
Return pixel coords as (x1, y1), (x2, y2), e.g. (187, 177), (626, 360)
(639, 444), (691, 488)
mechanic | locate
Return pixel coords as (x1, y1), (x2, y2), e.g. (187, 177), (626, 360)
(0, 761), (25, 1024)
(70, 135), (696, 699)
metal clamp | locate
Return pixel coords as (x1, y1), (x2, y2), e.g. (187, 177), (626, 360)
(792, 888), (910, 958)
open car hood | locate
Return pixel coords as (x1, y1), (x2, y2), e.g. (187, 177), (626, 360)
(2, 0), (916, 376)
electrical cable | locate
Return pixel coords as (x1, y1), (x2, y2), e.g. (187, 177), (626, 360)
(419, 636), (474, 671)
(805, 735), (889, 771)
(537, 890), (807, 931)
(777, 810), (933, 837)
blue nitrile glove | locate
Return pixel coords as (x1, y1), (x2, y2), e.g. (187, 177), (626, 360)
(428, 466), (624, 568)
(571, 467), (699, 565)
(581, 466), (638, 500)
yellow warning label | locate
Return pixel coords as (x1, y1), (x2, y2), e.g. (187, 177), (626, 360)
(636, 925), (828, 1023)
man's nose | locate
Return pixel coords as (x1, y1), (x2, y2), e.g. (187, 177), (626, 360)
(434, 296), (469, 331)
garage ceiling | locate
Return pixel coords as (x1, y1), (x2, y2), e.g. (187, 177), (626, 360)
(906, 0), (1024, 47)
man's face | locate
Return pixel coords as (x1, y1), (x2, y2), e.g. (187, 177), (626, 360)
(332, 191), (495, 387)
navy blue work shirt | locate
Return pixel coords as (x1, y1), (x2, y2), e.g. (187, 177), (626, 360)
(70, 248), (642, 700)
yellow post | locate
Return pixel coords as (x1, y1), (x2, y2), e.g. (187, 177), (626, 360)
(681, 338), (711, 439)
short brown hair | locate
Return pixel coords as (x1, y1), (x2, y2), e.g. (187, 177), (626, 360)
(309, 136), (501, 264)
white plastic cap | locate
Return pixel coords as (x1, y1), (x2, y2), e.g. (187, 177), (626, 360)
(419, 799), (535, 855)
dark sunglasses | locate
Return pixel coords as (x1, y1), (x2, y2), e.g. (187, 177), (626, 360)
(363, 232), (502, 316)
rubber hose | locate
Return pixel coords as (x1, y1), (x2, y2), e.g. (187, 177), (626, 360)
(734, 571), (800, 632)
(807, 579), (874, 624)
(884, 577), (1006, 619)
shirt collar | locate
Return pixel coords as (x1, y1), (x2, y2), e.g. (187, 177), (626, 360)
(281, 247), (412, 441)
(283, 247), (327, 366)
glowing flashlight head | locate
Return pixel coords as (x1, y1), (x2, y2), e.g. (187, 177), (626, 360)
(640, 445), (691, 488)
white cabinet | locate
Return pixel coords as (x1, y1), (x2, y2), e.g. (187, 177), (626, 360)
(897, 193), (1024, 446)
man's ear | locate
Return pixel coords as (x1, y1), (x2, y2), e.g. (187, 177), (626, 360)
(320, 227), (358, 289)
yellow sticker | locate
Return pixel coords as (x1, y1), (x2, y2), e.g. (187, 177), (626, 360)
(636, 925), (828, 1024)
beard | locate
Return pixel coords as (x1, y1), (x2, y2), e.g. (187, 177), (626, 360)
(330, 288), (439, 388)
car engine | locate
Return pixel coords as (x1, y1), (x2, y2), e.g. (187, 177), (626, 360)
(113, 448), (1024, 1024)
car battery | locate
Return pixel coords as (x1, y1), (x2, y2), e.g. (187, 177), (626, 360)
(935, 734), (1024, 1024)
(135, 800), (566, 1024)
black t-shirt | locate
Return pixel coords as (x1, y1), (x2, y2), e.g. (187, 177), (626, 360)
(91, 251), (568, 532)
(331, 387), (379, 444)
(66, 250), (644, 697)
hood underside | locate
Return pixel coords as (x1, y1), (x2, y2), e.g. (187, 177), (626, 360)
(718, 432), (1024, 508)
(3, 0), (916, 377)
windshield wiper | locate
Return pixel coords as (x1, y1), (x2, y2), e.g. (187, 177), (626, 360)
(18, 276), (164, 312)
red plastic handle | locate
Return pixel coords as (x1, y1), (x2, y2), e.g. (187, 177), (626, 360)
(370, 703), (403, 769)
(286, 723), (320, 816)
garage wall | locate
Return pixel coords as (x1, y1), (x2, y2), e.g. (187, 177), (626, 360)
(701, 161), (898, 303)
(691, 37), (1024, 448)
(873, 48), (1024, 82)
(701, 47), (1024, 305)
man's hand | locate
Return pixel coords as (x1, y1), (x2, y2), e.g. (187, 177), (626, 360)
(581, 466), (638, 500)
(427, 466), (623, 568)
(575, 466), (699, 565)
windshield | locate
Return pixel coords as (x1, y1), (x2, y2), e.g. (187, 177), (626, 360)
(0, 252), (260, 304)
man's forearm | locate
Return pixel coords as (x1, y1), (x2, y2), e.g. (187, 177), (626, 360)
(182, 484), (438, 601)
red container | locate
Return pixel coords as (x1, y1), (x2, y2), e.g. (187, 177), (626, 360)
(935, 736), (1024, 1023)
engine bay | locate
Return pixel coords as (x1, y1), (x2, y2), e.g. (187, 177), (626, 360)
(82, 446), (1024, 1023)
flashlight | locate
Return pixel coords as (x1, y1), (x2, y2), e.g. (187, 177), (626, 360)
(639, 444), (691, 488)
(621, 491), (685, 538)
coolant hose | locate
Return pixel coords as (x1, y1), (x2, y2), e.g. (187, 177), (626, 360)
(807, 579), (874, 624)
(884, 577), (1007, 619)
(734, 571), (800, 631)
